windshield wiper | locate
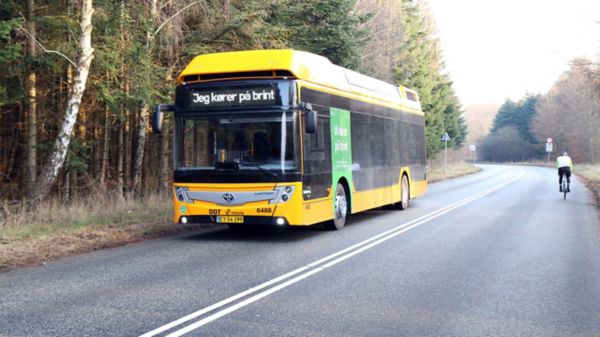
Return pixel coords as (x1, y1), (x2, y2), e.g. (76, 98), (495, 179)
(241, 162), (279, 177)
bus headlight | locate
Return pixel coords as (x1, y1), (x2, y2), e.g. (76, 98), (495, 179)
(175, 187), (191, 203)
(270, 186), (295, 204)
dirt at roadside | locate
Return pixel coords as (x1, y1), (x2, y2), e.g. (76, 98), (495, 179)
(0, 222), (210, 273)
(0, 163), (483, 273)
(575, 174), (600, 210)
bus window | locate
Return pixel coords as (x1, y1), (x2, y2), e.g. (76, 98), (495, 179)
(175, 113), (298, 173)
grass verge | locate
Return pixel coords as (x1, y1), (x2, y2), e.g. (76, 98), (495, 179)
(428, 161), (482, 183)
(0, 193), (209, 272)
(1, 163), (482, 272)
(574, 164), (600, 207)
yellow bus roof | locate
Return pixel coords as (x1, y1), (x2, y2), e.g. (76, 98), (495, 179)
(178, 49), (421, 111)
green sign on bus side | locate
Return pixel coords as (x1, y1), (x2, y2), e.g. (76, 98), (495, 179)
(330, 107), (354, 206)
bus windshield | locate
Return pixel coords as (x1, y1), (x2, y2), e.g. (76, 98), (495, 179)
(175, 112), (298, 174)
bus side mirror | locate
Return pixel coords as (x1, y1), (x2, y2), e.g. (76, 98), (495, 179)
(152, 104), (175, 134)
(303, 103), (317, 134)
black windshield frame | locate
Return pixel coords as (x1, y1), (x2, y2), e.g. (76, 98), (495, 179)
(172, 80), (301, 184)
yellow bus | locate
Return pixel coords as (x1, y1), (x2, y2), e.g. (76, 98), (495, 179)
(152, 49), (427, 230)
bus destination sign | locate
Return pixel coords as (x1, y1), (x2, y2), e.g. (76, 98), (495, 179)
(180, 85), (283, 109)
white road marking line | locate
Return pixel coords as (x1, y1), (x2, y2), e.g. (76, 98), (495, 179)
(166, 267), (325, 337)
(138, 267), (311, 337)
(141, 173), (522, 337)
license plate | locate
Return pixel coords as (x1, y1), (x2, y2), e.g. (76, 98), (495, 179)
(216, 215), (244, 223)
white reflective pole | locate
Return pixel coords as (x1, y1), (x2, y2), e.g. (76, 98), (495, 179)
(444, 139), (447, 174)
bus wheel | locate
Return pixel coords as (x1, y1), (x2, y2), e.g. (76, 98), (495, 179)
(326, 183), (348, 230)
(395, 174), (410, 210)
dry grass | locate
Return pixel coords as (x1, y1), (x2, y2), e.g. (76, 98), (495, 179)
(428, 161), (481, 183)
(574, 164), (600, 207)
(2, 193), (170, 238)
(0, 163), (483, 272)
(0, 193), (208, 272)
(575, 164), (600, 181)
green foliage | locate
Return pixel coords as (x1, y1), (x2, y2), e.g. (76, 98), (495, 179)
(0, 0), (468, 198)
(0, 19), (22, 62)
(66, 138), (92, 173)
(490, 95), (539, 143)
(481, 94), (543, 161)
(265, 0), (371, 69)
(0, 18), (23, 105)
(478, 127), (540, 162)
(394, 0), (466, 157)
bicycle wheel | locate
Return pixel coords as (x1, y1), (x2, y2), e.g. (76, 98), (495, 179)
(563, 180), (567, 200)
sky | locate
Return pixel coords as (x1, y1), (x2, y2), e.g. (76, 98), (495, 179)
(427, 0), (600, 107)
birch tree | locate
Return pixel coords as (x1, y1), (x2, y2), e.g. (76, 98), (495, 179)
(27, 0), (94, 202)
(130, 0), (157, 195)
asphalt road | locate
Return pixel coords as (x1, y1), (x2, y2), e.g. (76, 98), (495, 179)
(2, 165), (600, 337)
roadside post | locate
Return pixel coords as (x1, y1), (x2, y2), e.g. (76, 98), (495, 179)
(441, 132), (451, 173)
(469, 144), (477, 163)
(546, 137), (553, 166)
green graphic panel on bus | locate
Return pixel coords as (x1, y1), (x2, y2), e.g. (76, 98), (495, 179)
(330, 107), (354, 203)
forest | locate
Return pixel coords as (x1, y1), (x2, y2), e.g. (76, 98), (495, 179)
(0, 0), (467, 210)
(479, 59), (600, 163)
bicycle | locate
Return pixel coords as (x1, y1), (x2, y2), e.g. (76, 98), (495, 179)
(561, 177), (569, 200)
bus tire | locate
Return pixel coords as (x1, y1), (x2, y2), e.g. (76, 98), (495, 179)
(395, 174), (410, 210)
(325, 182), (348, 230)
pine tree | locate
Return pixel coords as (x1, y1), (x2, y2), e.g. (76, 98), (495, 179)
(490, 95), (539, 144)
(481, 95), (542, 162)
(394, 0), (466, 157)
(0, 0), (471, 201)
(0, 16), (22, 105)
(265, 0), (370, 70)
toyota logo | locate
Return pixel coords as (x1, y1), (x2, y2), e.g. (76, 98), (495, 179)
(223, 193), (235, 203)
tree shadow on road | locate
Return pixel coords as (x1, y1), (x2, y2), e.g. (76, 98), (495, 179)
(178, 224), (326, 243)
(177, 209), (395, 243)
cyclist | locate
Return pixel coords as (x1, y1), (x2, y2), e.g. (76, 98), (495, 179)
(557, 151), (573, 192)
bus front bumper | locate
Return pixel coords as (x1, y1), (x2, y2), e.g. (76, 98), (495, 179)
(177, 215), (289, 226)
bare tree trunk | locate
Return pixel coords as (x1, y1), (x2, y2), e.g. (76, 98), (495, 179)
(93, 120), (100, 177)
(12, 99), (27, 188)
(132, 105), (148, 194)
(116, 0), (127, 198)
(131, 0), (158, 195)
(124, 82), (131, 193)
(63, 168), (70, 202)
(159, 126), (170, 192)
(99, 101), (110, 189)
(78, 101), (88, 176)
(70, 161), (78, 199)
(117, 118), (124, 198)
(27, 0), (94, 202)
(25, 0), (37, 191)
(66, 63), (77, 197)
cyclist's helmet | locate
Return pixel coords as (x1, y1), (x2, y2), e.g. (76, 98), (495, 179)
(563, 151), (568, 156)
